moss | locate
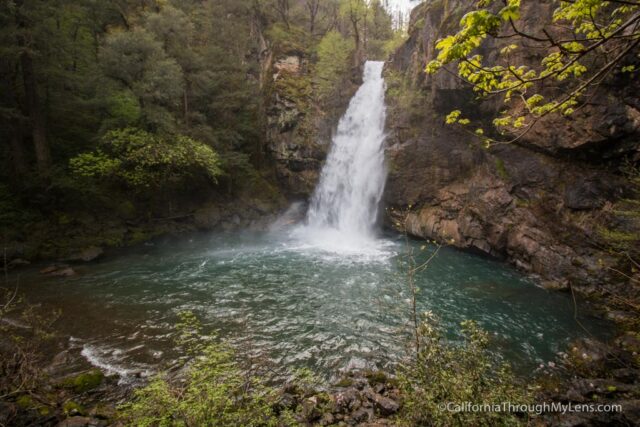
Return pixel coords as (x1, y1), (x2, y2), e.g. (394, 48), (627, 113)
(411, 17), (426, 32)
(63, 400), (85, 415)
(495, 158), (509, 180)
(364, 370), (389, 386)
(334, 377), (354, 388)
(127, 228), (156, 246)
(16, 395), (35, 409)
(115, 200), (137, 220)
(275, 73), (313, 113)
(62, 369), (104, 393)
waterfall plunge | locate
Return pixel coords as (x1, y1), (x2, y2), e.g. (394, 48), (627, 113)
(300, 61), (388, 253)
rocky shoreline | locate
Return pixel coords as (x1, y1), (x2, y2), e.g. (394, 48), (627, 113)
(3, 324), (639, 427)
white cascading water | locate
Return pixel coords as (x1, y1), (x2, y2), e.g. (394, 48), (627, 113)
(300, 61), (388, 252)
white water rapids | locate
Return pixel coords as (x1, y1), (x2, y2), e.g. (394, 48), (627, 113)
(297, 61), (388, 254)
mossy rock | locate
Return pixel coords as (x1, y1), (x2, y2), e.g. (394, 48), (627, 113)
(16, 394), (52, 416)
(335, 377), (354, 388)
(364, 370), (389, 386)
(16, 395), (35, 409)
(62, 369), (104, 393)
(63, 400), (85, 416)
(495, 158), (509, 180)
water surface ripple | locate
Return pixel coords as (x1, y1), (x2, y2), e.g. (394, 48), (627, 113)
(20, 230), (609, 382)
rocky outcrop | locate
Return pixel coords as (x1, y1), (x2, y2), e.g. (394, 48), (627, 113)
(278, 371), (401, 426)
(264, 50), (361, 198)
(384, 0), (640, 291)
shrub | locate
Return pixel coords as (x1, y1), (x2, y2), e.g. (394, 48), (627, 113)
(315, 31), (354, 101)
(397, 313), (532, 426)
(118, 312), (296, 426)
(70, 127), (222, 192)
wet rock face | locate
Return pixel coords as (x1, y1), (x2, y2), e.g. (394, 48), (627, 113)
(264, 51), (360, 198)
(384, 0), (639, 290)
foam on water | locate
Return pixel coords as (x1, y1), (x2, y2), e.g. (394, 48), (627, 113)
(297, 61), (388, 256)
(80, 343), (153, 384)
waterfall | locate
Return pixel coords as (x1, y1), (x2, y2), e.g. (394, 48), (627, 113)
(301, 61), (388, 252)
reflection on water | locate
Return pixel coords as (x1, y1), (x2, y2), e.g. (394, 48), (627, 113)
(17, 229), (609, 382)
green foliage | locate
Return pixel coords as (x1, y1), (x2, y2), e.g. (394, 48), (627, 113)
(495, 158), (509, 180)
(315, 30), (355, 100)
(103, 91), (142, 130)
(118, 312), (293, 427)
(70, 128), (222, 191)
(61, 370), (105, 393)
(381, 30), (408, 58)
(398, 313), (531, 426)
(601, 164), (640, 257)
(267, 23), (312, 54)
(62, 401), (85, 416)
(425, 0), (640, 145)
(0, 183), (22, 228)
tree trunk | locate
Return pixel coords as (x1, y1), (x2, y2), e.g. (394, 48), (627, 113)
(9, 124), (29, 177)
(183, 84), (190, 129)
(5, 70), (29, 177)
(21, 51), (51, 176)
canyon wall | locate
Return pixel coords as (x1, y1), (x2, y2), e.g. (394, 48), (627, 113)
(263, 50), (362, 198)
(384, 0), (640, 291)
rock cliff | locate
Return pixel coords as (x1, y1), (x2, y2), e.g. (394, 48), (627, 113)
(263, 49), (361, 198)
(384, 0), (640, 292)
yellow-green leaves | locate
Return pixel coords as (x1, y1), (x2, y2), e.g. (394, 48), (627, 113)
(513, 116), (526, 128)
(424, 0), (638, 145)
(445, 110), (462, 124)
(499, 0), (521, 21)
(70, 128), (222, 191)
(526, 94), (544, 107)
(500, 44), (518, 55)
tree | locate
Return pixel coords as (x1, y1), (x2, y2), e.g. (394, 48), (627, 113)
(426, 0), (640, 146)
(315, 30), (355, 99)
(100, 28), (184, 133)
(340, 0), (368, 64)
(274, 0), (291, 29)
(305, 0), (320, 35)
(8, 0), (55, 176)
(69, 127), (222, 192)
(0, 0), (126, 180)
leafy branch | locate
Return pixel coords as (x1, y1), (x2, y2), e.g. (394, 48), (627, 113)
(426, 0), (640, 146)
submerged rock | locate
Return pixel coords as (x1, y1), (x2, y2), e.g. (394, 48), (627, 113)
(67, 246), (104, 262)
(40, 264), (77, 277)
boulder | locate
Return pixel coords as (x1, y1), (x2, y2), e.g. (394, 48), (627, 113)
(67, 246), (103, 262)
(40, 264), (77, 277)
(370, 393), (399, 416)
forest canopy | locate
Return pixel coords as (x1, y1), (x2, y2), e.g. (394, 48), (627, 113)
(0, 0), (399, 226)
